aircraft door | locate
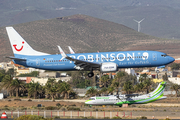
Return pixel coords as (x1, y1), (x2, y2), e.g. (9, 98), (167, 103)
(152, 53), (157, 61)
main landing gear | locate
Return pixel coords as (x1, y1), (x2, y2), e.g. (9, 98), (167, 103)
(88, 71), (94, 78)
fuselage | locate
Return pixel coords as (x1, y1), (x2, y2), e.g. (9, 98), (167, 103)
(85, 95), (167, 106)
(14, 50), (175, 71)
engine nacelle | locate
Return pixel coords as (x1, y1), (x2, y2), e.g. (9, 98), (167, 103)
(100, 62), (118, 72)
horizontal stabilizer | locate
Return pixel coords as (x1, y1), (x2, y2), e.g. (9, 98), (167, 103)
(6, 56), (26, 61)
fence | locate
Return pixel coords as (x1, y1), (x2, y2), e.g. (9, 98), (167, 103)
(3, 111), (132, 119)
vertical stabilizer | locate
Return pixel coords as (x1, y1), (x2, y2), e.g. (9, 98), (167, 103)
(149, 81), (166, 96)
(6, 27), (49, 57)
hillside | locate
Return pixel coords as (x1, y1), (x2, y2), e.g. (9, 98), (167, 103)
(0, 14), (180, 62)
(1, 0), (180, 39)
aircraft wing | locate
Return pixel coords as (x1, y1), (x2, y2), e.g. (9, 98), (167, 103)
(6, 56), (27, 61)
(58, 46), (101, 70)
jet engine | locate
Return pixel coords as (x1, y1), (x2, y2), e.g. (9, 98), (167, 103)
(100, 63), (118, 72)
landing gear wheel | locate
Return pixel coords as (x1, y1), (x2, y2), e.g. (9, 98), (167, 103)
(88, 72), (94, 78)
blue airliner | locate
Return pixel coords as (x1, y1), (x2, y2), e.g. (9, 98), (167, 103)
(6, 27), (175, 77)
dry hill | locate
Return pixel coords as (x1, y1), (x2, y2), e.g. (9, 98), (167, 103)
(0, 14), (180, 62)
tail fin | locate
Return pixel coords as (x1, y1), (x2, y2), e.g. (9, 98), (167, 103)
(149, 81), (166, 96)
(6, 27), (49, 57)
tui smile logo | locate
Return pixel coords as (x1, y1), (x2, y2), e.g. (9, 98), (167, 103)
(13, 41), (24, 51)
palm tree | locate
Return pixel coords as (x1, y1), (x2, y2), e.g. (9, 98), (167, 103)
(134, 82), (144, 93)
(99, 87), (107, 96)
(170, 84), (180, 97)
(101, 75), (109, 88)
(143, 79), (152, 93)
(107, 86), (115, 95)
(123, 81), (134, 94)
(112, 71), (126, 89)
(47, 78), (56, 85)
(0, 72), (5, 82)
(45, 78), (59, 100)
(26, 81), (42, 99)
(58, 82), (71, 99)
(85, 87), (98, 97)
(10, 78), (24, 98)
(0, 75), (14, 97)
(6, 68), (15, 77)
(112, 82), (119, 95)
(139, 73), (148, 83)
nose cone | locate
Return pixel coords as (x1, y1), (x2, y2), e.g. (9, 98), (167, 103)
(85, 100), (91, 104)
(169, 56), (175, 63)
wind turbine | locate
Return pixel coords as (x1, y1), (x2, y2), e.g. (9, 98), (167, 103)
(133, 18), (145, 32)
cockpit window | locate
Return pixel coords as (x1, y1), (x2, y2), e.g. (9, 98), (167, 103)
(89, 98), (95, 100)
(161, 54), (167, 57)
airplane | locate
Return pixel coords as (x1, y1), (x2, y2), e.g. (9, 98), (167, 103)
(6, 27), (175, 78)
(85, 82), (166, 107)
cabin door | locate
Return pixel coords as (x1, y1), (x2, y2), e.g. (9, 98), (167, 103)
(152, 53), (157, 61)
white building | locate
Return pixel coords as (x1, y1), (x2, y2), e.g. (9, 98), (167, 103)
(169, 77), (180, 85)
(125, 68), (137, 76)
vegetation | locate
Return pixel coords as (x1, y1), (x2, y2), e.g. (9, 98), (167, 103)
(0, 70), (76, 100)
(26, 81), (44, 99)
(170, 84), (180, 97)
(14, 115), (53, 120)
(170, 63), (180, 70)
(0, 67), (179, 99)
(17, 71), (39, 77)
(85, 87), (98, 97)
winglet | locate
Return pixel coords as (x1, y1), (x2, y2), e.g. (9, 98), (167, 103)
(57, 46), (67, 57)
(68, 46), (75, 54)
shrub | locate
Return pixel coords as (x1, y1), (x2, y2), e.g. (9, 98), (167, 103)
(14, 99), (21, 101)
(20, 107), (27, 111)
(165, 118), (172, 120)
(112, 116), (122, 119)
(86, 116), (95, 119)
(69, 104), (76, 106)
(56, 103), (61, 107)
(54, 116), (60, 119)
(104, 117), (110, 119)
(81, 116), (95, 119)
(140, 116), (147, 119)
(61, 107), (66, 111)
(2, 107), (9, 110)
(67, 107), (80, 111)
(45, 106), (58, 110)
(14, 115), (43, 120)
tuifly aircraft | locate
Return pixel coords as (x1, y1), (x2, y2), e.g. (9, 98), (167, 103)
(6, 27), (175, 77)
